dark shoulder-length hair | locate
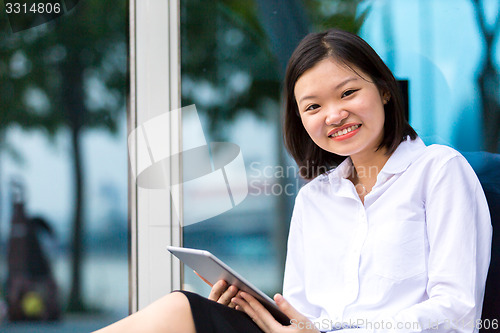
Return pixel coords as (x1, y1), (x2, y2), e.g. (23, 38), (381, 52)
(283, 29), (417, 180)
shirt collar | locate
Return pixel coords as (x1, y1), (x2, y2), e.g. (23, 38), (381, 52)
(379, 136), (426, 175)
(326, 136), (426, 185)
(326, 156), (353, 185)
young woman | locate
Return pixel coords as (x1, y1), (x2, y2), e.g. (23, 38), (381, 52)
(96, 29), (492, 333)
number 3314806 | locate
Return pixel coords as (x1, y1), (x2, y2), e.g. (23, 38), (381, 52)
(5, 2), (61, 14)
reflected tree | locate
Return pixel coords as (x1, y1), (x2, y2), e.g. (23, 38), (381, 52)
(306, 0), (370, 34)
(181, 0), (280, 139)
(0, 17), (50, 257)
(0, 0), (127, 312)
(471, 0), (500, 153)
(182, 0), (368, 138)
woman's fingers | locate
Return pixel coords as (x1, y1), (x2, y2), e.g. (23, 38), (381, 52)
(274, 293), (305, 323)
(232, 293), (266, 330)
(207, 280), (240, 307)
(274, 294), (321, 332)
(208, 280), (227, 302)
(232, 292), (280, 332)
(218, 285), (239, 307)
(232, 292), (320, 333)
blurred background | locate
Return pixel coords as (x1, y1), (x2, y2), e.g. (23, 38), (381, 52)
(0, 0), (498, 331)
(0, 0), (128, 331)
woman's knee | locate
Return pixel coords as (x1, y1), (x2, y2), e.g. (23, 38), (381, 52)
(145, 292), (195, 332)
(168, 291), (191, 308)
(153, 291), (191, 314)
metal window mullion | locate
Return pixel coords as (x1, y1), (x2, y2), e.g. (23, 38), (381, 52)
(130, 0), (182, 313)
(128, 0), (138, 315)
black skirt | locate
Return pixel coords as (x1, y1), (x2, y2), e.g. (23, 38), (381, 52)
(175, 290), (264, 333)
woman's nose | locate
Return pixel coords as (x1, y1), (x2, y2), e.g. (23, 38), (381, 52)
(325, 106), (348, 126)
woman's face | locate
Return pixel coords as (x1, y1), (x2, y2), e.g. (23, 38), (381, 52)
(294, 57), (388, 160)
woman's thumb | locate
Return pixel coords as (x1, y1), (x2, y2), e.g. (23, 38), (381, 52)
(274, 294), (304, 320)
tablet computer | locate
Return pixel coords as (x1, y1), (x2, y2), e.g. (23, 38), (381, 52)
(167, 246), (290, 325)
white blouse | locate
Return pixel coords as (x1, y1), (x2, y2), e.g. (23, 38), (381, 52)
(283, 137), (492, 332)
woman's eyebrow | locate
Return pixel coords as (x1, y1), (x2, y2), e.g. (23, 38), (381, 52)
(298, 94), (317, 105)
(335, 77), (358, 90)
(298, 77), (359, 105)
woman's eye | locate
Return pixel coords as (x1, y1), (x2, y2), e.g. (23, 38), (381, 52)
(305, 104), (320, 112)
(342, 89), (358, 98)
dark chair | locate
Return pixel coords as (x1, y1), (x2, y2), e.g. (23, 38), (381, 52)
(463, 152), (500, 325)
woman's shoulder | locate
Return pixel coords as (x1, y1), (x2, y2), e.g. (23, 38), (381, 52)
(412, 142), (477, 182)
(417, 142), (466, 166)
(424, 142), (461, 156)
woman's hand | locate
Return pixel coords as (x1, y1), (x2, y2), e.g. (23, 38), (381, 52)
(207, 279), (240, 308)
(194, 271), (241, 308)
(232, 292), (320, 333)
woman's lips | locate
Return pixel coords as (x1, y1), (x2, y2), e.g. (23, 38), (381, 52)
(328, 124), (361, 141)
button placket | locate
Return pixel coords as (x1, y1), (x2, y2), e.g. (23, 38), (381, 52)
(343, 207), (368, 306)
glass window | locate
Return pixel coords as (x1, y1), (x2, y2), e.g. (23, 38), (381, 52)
(180, 0), (300, 296)
(0, 1), (129, 331)
(179, 0), (364, 297)
(179, 0), (499, 319)
(360, 0), (499, 153)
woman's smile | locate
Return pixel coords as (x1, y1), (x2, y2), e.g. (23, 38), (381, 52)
(328, 123), (362, 140)
(294, 58), (387, 159)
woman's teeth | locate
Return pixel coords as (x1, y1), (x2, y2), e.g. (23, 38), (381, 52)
(330, 124), (360, 138)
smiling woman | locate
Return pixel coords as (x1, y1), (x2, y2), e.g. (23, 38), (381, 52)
(96, 28), (492, 333)
(280, 30), (491, 333)
(283, 31), (417, 182)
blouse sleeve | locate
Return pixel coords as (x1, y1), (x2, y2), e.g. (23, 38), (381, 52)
(359, 154), (492, 333)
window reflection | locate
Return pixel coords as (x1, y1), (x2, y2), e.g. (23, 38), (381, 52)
(0, 1), (128, 331)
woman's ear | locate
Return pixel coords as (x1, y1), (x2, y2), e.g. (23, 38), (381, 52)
(382, 92), (391, 104)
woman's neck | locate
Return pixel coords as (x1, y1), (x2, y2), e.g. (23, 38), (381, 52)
(349, 148), (390, 198)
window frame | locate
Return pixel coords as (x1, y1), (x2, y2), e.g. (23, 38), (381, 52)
(129, 0), (183, 313)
